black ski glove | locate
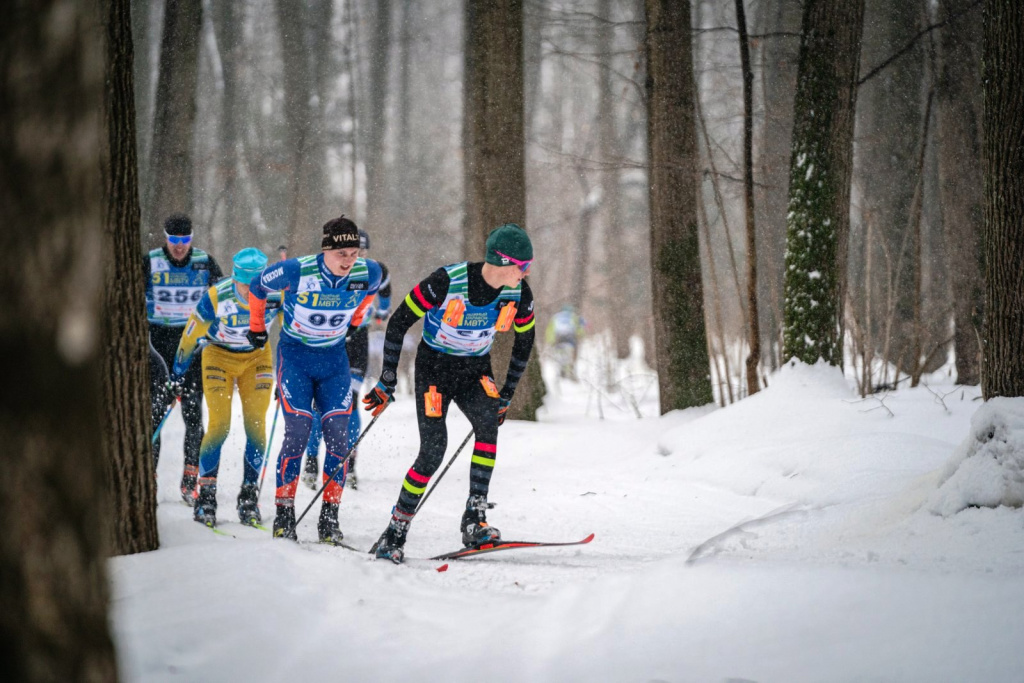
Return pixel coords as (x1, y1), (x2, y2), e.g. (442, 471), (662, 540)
(247, 329), (268, 349)
(497, 396), (512, 426)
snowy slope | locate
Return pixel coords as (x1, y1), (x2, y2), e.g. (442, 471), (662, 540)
(110, 359), (1024, 682)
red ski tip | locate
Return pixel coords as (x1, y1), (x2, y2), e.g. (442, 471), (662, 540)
(436, 563), (449, 573)
(581, 533), (595, 543)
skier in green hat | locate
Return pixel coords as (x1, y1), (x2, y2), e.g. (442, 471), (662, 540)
(364, 223), (537, 563)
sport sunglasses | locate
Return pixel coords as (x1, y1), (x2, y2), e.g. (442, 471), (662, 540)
(494, 249), (532, 273)
(165, 232), (192, 246)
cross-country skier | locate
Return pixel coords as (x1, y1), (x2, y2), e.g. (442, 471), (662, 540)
(302, 228), (392, 490)
(170, 248), (283, 528)
(545, 304), (587, 379)
(366, 223), (536, 564)
(145, 213), (223, 501)
(246, 216), (382, 543)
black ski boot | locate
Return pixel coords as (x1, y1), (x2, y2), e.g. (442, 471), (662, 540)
(193, 484), (217, 528)
(374, 511), (411, 564)
(272, 505), (297, 540)
(301, 455), (319, 490)
(346, 449), (358, 490)
(317, 502), (345, 545)
(461, 495), (500, 547)
(237, 483), (261, 526)
(180, 464), (199, 504)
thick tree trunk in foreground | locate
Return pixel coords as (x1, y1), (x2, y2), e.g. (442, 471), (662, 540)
(981, 0), (1024, 399)
(103, 0), (160, 555)
(645, 0), (713, 412)
(463, 0), (544, 421)
(0, 1), (119, 679)
(783, 0), (864, 366)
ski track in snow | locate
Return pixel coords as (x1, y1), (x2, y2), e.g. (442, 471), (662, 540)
(110, 360), (1024, 682)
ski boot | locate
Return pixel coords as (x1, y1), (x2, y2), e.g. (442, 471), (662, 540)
(272, 505), (297, 541)
(301, 455), (319, 490)
(180, 464), (199, 504)
(461, 495), (500, 548)
(374, 511), (411, 564)
(317, 502), (345, 545)
(236, 483), (261, 527)
(193, 484), (217, 528)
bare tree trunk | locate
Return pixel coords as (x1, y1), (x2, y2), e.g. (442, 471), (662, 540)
(212, 0), (249, 247)
(937, 0), (984, 386)
(463, 0), (527, 256)
(981, 0), (1024, 399)
(735, 0), (761, 396)
(363, 0), (393, 236)
(0, 1), (119, 678)
(754, 0), (802, 372)
(343, 0), (360, 215)
(909, 89), (936, 387)
(783, 0), (865, 365)
(645, 0), (713, 412)
(103, 0), (160, 556)
(699, 186), (735, 405)
(131, 0), (153, 178)
(464, 0), (544, 420)
(596, 0), (630, 359)
(275, 0), (330, 252)
(145, 0), (202, 243)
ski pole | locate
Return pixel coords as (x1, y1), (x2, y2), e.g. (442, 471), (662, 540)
(294, 412), (383, 527)
(414, 429), (473, 514)
(256, 395), (282, 497)
(368, 428), (474, 555)
(151, 398), (178, 445)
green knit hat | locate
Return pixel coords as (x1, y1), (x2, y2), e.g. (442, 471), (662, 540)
(485, 223), (533, 266)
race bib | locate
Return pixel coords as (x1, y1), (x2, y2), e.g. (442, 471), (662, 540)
(152, 285), (205, 320)
(434, 322), (496, 354)
(291, 304), (354, 339)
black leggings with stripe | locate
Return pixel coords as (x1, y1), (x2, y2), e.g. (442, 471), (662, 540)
(394, 343), (500, 517)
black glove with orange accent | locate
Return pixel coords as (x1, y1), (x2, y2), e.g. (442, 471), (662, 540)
(362, 370), (396, 416)
(497, 396), (512, 426)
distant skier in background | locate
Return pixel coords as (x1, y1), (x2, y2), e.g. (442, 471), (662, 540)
(545, 304), (586, 379)
(302, 228), (392, 491)
(247, 216), (382, 543)
(170, 248), (283, 528)
(365, 223), (536, 564)
(145, 213), (223, 501)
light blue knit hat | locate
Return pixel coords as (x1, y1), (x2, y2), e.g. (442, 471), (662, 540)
(233, 247), (268, 285)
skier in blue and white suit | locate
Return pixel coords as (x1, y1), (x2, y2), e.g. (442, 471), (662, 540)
(246, 216), (382, 543)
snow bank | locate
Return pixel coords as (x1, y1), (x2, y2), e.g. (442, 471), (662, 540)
(929, 397), (1024, 516)
(769, 357), (856, 399)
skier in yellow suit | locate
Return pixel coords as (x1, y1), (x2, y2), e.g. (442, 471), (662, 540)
(171, 248), (282, 528)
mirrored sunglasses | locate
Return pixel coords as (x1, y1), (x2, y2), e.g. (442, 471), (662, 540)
(494, 250), (532, 273)
(165, 232), (192, 246)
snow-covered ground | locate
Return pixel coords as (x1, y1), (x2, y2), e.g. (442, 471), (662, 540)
(110, 352), (1024, 682)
